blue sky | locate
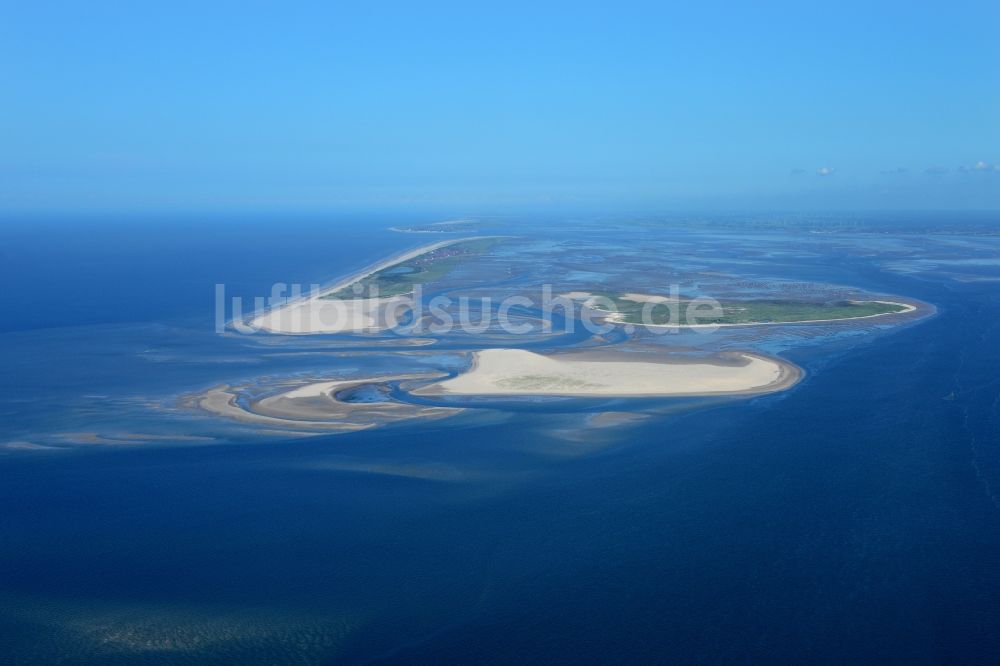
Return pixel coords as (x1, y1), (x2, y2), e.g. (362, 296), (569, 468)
(1, 1), (998, 213)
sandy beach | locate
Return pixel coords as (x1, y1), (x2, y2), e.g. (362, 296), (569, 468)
(415, 348), (801, 397)
(250, 237), (490, 334)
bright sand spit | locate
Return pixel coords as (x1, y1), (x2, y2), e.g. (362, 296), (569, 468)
(250, 237), (488, 334)
(415, 348), (800, 397)
(250, 296), (408, 335)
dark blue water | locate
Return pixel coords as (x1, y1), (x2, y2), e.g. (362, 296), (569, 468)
(1, 216), (999, 664)
(0, 214), (421, 333)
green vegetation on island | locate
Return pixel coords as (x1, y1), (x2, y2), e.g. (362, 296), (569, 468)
(588, 292), (909, 326)
(324, 237), (502, 300)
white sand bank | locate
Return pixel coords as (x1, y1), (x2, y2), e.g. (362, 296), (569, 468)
(249, 237), (488, 334)
(250, 296), (409, 335)
(417, 348), (799, 397)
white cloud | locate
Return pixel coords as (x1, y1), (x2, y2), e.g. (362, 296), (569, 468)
(958, 161), (998, 174)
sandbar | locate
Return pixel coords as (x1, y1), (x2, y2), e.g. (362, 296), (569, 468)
(197, 374), (461, 432)
(414, 348), (800, 397)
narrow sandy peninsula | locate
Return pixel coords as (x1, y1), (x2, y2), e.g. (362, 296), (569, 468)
(250, 237), (488, 334)
(415, 348), (801, 397)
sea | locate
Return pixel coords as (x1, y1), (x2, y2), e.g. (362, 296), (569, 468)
(1, 213), (999, 664)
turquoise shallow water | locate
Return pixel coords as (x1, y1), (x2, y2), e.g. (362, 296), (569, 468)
(2, 215), (1000, 663)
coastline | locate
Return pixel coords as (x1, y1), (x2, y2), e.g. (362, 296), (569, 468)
(249, 236), (496, 334)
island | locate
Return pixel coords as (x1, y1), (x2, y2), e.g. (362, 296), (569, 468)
(205, 236), (929, 436)
(567, 292), (915, 327)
